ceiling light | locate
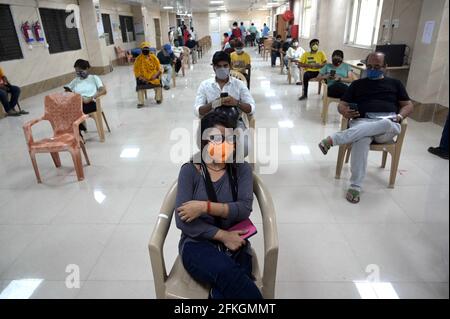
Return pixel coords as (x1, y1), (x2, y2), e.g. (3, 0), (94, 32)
(210, 1), (224, 4)
(163, 6), (174, 10)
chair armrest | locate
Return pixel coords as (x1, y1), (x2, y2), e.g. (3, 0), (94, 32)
(148, 180), (178, 298)
(252, 173), (278, 299)
(72, 114), (89, 143)
(22, 117), (45, 146)
(340, 116), (349, 131)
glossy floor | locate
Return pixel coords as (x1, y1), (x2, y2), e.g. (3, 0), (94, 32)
(0, 47), (448, 299)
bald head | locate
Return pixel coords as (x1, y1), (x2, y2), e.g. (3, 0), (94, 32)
(366, 52), (386, 66)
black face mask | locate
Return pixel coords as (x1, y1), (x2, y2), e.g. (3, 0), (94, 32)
(142, 50), (150, 55)
(76, 71), (88, 79)
(332, 58), (343, 66)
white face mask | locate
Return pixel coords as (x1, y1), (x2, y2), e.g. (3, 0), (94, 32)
(236, 48), (244, 54)
(215, 67), (230, 80)
(292, 42), (298, 47)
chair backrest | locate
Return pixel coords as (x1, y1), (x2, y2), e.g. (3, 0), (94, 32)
(149, 171), (278, 299)
(43, 92), (83, 135)
(230, 69), (247, 86)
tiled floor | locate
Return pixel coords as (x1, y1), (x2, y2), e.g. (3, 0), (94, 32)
(0, 47), (448, 299)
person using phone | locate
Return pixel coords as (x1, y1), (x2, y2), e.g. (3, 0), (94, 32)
(317, 50), (354, 98)
(298, 39), (327, 100)
(0, 65), (28, 117)
(175, 111), (262, 299)
(65, 59), (107, 131)
(194, 51), (256, 160)
(318, 52), (414, 204)
(285, 39), (305, 85)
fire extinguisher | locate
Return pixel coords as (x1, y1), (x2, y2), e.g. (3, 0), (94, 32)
(33, 21), (44, 43)
(21, 21), (35, 43)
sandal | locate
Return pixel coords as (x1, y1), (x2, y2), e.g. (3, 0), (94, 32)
(346, 189), (360, 204)
(19, 110), (29, 115)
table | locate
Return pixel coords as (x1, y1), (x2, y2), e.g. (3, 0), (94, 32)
(345, 59), (410, 78)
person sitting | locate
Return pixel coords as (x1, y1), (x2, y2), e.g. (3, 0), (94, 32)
(317, 50), (354, 98)
(172, 40), (184, 75)
(271, 35), (282, 67)
(318, 52), (414, 203)
(222, 33), (230, 49)
(281, 36), (292, 71)
(285, 39), (305, 85)
(194, 51), (255, 159)
(230, 41), (251, 89)
(0, 65), (28, 117)
(223, 37), (237, 55)
(428, 113), (449, 160)
(175, 111), (262, 299)
(298, 39), (327, 100)
(64, 59), (106, 133)
(185, 35), (198, 64)
(157, 44), (177, 90)
(133, 42), (162, 107)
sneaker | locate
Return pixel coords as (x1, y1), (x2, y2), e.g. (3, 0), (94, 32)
(19, 110), (29, 115)
(296, 82), (302, 85)
(428, 146), (449, 159)
(163, 85), (170, 90)
(137, 104), (144, 108)
(298, 95), (308, 101)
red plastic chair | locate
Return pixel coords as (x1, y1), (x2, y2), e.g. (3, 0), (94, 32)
(23, 92), (90, 183)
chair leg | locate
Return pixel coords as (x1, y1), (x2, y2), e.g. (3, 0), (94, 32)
(70, 149), (85, 181)
(50, 152), (61, 168)
(92, 113), (105, 142)
(335, 146), (347, 179)
(102, 111), (111, 133)
(80, 141), (90, 166)
(155, 87), (163, 103)
(29, 152), (42, 183)
(381, 151), (388, 168)
(345, 148), (351, 163)
(144, 90), (148, 100)
(318, 82), (322, 95)
(388, 150), (401, 188)
(137, 90), (145, 105)
(322, 100), (329, 125)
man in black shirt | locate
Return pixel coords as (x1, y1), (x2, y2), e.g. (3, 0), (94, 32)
(157, 44), (177, 90)
(271, 35), (282, 67)
(318, 52), (414, 203)
(185, 35), (198, 64)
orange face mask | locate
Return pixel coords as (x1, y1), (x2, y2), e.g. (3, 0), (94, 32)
(207, 142), (234, 163)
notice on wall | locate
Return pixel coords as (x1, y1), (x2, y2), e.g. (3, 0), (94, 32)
(422, 20), (435, 44)
(94, 0), (104, 38)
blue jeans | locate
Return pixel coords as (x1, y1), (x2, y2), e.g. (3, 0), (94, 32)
(0, 85), (20, 112)
(439, 114), (449, 152)
(181, 241), (263, 299)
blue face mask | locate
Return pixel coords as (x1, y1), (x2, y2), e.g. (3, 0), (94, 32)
(367, 69), (384, 80)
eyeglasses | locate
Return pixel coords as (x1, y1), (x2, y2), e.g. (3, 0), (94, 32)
(366, 64), (384, 70)
(208, 134), (236, 144)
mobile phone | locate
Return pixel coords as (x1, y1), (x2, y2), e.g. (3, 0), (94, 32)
(330, 70), (336, 77)
(348, 103), (358, 111)
(220, 92), (228, 98)
(63, 86), (72, 92)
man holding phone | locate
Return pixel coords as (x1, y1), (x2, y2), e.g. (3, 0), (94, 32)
(318, 52), (414, 204)
(194, 51), (255, 160)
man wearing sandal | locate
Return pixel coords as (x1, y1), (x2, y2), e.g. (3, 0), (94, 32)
(318, 52), (414, 204)
(0, 66), (29, 117)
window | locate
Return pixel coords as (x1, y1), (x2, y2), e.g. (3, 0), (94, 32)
(39, 8), (82, 54)
(0, 4), (23, 62)
(119, 15), (135, 43)
(101, 14), (114, 45)
(301, 0), (314, 38)
(346, 0), (383, 48)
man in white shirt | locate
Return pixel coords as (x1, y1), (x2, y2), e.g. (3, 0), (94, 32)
(194, 51), (255, 160)
(285, 40), (305, 85)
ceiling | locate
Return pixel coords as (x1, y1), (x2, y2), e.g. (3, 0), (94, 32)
(118, 0), (287, 13)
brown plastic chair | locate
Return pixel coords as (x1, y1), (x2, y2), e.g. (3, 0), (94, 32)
(262, 38), (273, 61)
(23, 92), (90, 183)
(148, 172), (278, 299)
(86, 94), (110, 142)
(115, 46), (133, 65)
(137, 66), (164, 105)
(335, 117), (408, 188)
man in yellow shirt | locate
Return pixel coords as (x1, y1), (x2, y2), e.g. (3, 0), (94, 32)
(230, 41), (251, 89)
(133, 42), (162, 107)
(0, 66), (28, 117)
(298, 39), (327, 100)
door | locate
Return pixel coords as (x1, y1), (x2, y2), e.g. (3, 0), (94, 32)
(209, 17), (220, 48)
(154, 18), (162, 49)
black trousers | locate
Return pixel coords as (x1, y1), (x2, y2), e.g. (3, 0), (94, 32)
(175, 58), (182, 73)
(80, 101), (96, 132)
(327, 82), (349, 99)
(302, 71), (319, 96)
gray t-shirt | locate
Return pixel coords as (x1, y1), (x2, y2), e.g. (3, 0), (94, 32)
(174, 162), (253, 254)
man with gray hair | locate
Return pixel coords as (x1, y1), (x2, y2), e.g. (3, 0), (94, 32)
(318, 52), (414, 203)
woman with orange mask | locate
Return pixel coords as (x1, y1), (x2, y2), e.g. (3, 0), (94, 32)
(174, 112), (262, 299)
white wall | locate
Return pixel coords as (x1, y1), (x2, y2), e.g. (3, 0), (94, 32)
(218, 10), (270, 35)
(0, 0), (89, 87)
